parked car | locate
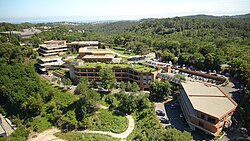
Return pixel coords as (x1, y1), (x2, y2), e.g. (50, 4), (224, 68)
(156, 110), (165, 116)
(160, 117), (171, 126)
(170, 102), (180, 109)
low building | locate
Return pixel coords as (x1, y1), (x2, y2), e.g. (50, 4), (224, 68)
(78, 47), (115, 63)
(178, 81), (237, 136)
(38, 40), (69, 57)
(69, 62), (161, 90)
(0, 114), (15, 137)
(38, 56), (64, 72)
(67, 41), (99, 52)
(0, 28), (41, 39)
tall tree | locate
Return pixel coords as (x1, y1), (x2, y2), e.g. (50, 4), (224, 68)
(149, 80), (172, 100)
(131, 82), (140, 92)
(99, 68), (116, 90)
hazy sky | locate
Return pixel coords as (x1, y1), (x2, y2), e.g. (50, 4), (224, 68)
(0, 0), (250, 21)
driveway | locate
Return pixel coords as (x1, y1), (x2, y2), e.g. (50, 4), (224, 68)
(155, 102), (170, 128)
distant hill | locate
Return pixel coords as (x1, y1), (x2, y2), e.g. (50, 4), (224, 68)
(183, 14), (220, 19)
(231, 13), (250, 18)
(183, 13), (250, 19)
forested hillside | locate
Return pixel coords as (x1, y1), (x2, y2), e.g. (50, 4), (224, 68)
(121, 16), (250, 131)
(0, 14), (249, 139)
(0, 43), (100, 140)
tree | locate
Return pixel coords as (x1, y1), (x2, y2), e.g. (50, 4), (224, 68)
(149, 80), (172, 100)
(75, 77), (89, 95)
(57, 110), (78, 131)
(99, 68), (116, 90)
(57, 79), (61, 85)
(118, 94), (138, 114)
(131, 82), (140, 92)
(75, 89), (100, 121)
(120, 81), (126, 90)
(61, 78), (72, 88)
(126, 81), (132, 91)
(61, 78), (68, 87)
(164, 128), (193, 141)
(51, 77), (57, 83)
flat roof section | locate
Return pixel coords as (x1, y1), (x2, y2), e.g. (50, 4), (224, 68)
(79, 47), (113, 54)
(69, 41), (99, 45)
(82, 54), (115, 59)
(181, 82), (237, 118)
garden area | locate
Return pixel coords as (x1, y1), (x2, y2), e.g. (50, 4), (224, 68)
(55, 132), (120, 141)
(109, 46), (135, 57)
(86, 109), (128, 133)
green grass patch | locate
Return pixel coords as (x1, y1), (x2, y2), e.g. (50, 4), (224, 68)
(110, 47), (135, 57)
(55, 132), (120, 141)
(86, 109), (128, 133)
(28, 116), (52, 132)
(75, 62), (157, 72)
(52, 91), (79, 107)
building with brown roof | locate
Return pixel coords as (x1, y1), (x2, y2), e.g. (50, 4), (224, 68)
(67, 41), (99, 52)
(38, 40), (69, 57)
(78, 47), (115, 63)
(178, 81), (237, 136)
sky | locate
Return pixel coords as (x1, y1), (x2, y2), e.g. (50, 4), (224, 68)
(0, 0), (250, 23)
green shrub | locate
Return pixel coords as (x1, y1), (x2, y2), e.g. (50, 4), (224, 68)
(55, 132), (120, 141)
(86, 109), (128, 133)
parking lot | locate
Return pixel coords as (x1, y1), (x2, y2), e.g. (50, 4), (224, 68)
(155, 101), (190, 130)
(155, 100), (206, 140)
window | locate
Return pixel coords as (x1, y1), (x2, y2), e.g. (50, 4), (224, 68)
(220, 118), (224, 123)
(148, 75), (152, 80)
(207, 117), (216, 124)
(198, 121), (204, 127)
(201, 114), (205, 120)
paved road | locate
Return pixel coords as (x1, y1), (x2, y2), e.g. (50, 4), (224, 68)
(155, 102), (169, 127)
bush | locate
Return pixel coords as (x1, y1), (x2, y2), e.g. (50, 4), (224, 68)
(86, 109), (128, 133)
(29, 116), (52, 132)
(55, 132), (120, 141)
(8, 125), (29, 141)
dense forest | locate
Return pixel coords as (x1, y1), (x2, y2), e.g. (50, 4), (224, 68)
(0, 14), (250, 139)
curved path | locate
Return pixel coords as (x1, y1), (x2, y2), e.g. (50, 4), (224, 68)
(76, 114), (134, 139)
(28, 128), (64, 141)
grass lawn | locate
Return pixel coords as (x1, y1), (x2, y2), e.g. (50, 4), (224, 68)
(55, 132), (120, 141)
(75, 62), (157, 72)
(109, 48), (135, 57)
(86, 109), (128, 133)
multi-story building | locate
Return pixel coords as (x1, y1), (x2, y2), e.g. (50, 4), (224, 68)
(38, 56), (64, 72)
(38, 40), (69, 57)
(69, 62), (161, 90)
(178, 81), (237, 136)
(67, 41), (99, 52)
(78, 47), (115, 63)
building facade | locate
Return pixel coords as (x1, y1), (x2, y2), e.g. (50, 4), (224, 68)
(178, 81), (237, 136)
(67, 41), (99, 52)
(38, 40), (69, 57)
(69, 62), (161, 90)
(38, 56), (64, 72)
(78, 47), (115, 63)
